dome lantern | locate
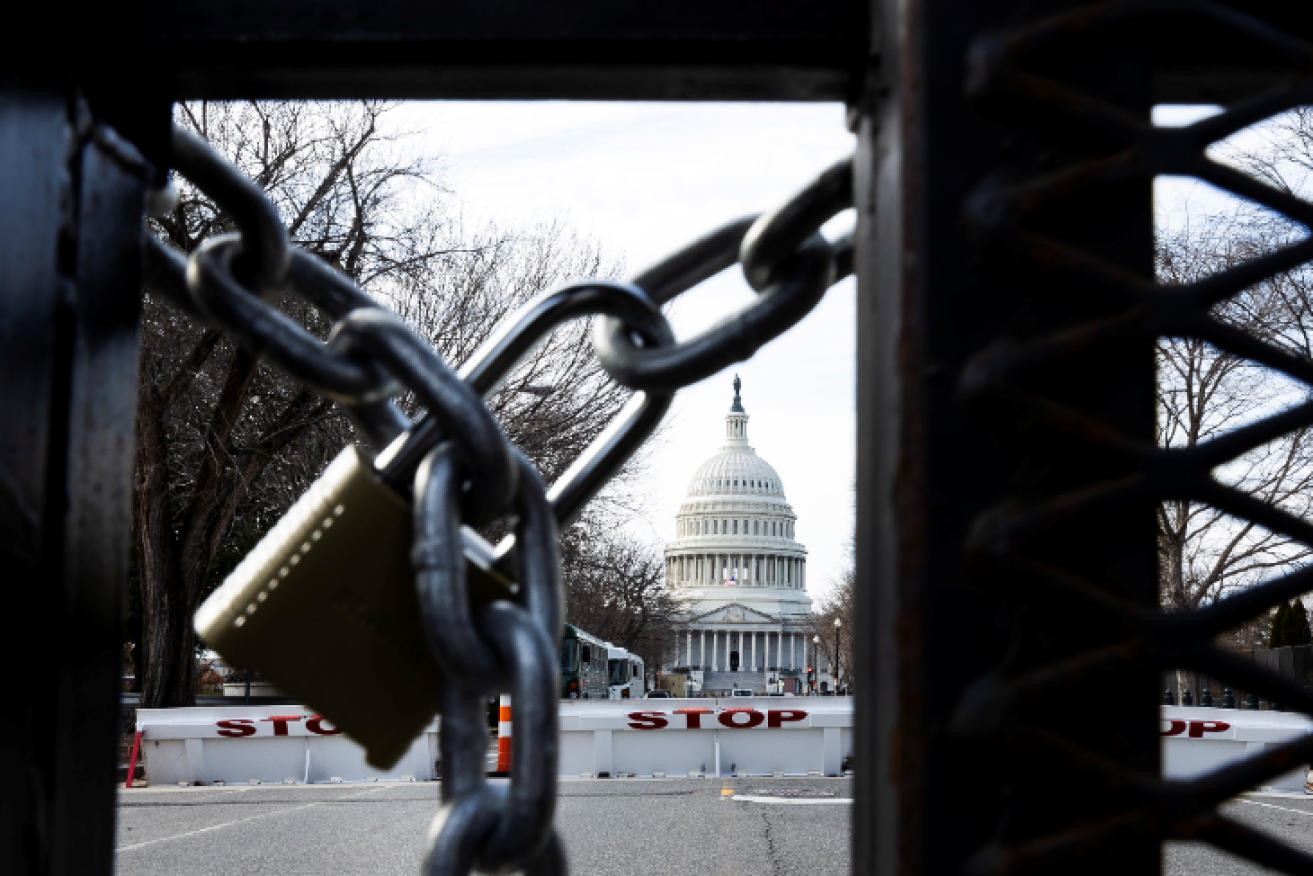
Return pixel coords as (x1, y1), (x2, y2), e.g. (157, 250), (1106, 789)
(725, 373), (750, 445)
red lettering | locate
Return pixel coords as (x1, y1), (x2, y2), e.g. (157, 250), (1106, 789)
(1161, 720), (1187, 737)
(627, 711), (669, 730)
(261, 715), (302, 736)
(216, 719), (256, 738)
(768, 709), (808, 728)
(674, 708), (713, 729)
(305, 715), (342, 736)
(1188, 720), (1230, 738)
(718, 708), (765, 729)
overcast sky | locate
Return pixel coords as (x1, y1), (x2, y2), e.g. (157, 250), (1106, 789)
(392, 102), (857, 599)
(382, 102), (1241, 602)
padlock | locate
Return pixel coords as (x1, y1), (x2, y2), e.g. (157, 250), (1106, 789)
(196, 279), (672, 769)
(195, 445), (511, 769)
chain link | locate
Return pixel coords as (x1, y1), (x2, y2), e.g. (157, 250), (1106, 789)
(593, 158), (853, 391)
(147, 125), (855, 875)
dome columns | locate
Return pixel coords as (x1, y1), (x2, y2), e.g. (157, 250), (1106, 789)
(663, 548), (806, 590)
(678, 627), (806, 674)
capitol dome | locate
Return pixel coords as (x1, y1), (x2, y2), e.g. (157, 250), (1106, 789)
(686, 450), (785, 499)
(663, 377), (812, 695)
(668, 376), (804, 557)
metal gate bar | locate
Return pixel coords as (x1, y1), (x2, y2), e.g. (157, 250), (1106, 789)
(144, 0), (868, 101)
(0, 86), (148, 876)
(853, 3), (1161, 873)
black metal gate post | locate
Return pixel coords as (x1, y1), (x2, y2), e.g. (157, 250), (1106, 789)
(854, 2), (1160, 873)
(0, 86), (149, 876)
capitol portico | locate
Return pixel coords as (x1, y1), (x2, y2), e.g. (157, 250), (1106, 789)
(664, 377), (813, 695)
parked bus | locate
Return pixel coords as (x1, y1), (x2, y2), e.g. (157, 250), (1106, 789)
(560, 624), (610, 699)
(606, 649), (645, 699)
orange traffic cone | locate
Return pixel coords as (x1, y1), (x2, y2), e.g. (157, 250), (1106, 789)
(494, 694), (512, 775)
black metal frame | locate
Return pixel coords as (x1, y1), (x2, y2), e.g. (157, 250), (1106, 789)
(0, 87), (150, 875)
(5, 0), (1313, 873)
(857, 2), (1313, 875)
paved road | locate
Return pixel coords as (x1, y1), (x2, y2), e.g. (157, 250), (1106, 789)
(1165, 793), (1313, 876)
(117, 780), (1311, 874)
(116, 778), (852, 876)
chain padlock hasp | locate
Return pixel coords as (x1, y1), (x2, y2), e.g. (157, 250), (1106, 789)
(195, 281), (672, 768)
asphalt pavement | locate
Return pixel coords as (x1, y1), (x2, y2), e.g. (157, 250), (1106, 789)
(115, 777), (853, 876)
(117, 780), (1312, 874)
(1164, 793), (1313, 875)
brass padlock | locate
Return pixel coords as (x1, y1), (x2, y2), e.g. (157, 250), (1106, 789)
(195, 445), (511, 768)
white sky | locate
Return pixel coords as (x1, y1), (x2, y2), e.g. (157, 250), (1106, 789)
(379, 102), (1247, 602)
(1154, 104), (1258, 229)
(392, 102), (857, 599)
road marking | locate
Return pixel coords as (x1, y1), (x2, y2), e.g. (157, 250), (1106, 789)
(1240, 799), (1313, 819)
(732, 795), (852, 805)
(116, 786), (390, 852)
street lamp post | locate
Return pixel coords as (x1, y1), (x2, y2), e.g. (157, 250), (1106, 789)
(834, 617), (842, 695)
(812, 635), (820, 695)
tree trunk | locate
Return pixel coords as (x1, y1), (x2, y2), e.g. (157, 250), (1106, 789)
(140, 564), (198, 708)
(135, 344), (329, 707)
(135, 375), (198, 708)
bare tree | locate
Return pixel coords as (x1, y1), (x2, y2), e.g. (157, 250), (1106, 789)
(806, 534), (856, 691)
(560, 520), (683, 675)
(385, 220), (632, 495)
(134, 101), (634, 708)
(1156, 210), (1313, 632)
(1156, 218), (1313, 622)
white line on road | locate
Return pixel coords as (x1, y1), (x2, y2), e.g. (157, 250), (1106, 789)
(116, 786), (390, 853)
(1240, 799), (1313, 819)
(731, 796), (852, 805)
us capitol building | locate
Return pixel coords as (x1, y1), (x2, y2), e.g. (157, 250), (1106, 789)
(664, 377), (813, 695)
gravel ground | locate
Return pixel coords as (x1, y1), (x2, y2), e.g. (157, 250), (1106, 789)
(115, 777), (852, 876)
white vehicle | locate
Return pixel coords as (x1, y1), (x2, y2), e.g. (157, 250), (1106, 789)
(606, 648), (645, 700)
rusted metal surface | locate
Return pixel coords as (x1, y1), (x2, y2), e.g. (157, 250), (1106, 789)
(854, 0), (1313, 874)
(137, 0), (869, 101)
(0, 89), (150, 876)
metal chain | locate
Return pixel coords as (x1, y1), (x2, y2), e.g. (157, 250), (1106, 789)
(146, 124), (855, 875)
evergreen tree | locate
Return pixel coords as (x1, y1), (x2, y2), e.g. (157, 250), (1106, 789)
(1284, 599), (1313, 647)
(1268, 601), (1291, 648)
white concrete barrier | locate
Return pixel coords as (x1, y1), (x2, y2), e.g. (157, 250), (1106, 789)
(1162, 706), (1312, 792)
(136, 706), (438, 786)
(136, 697), (855, 784)
(558, 697), (854, 778)
(138, 702), (1308, 788)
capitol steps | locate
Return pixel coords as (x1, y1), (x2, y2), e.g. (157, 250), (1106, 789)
(699, 671), (768, 695)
